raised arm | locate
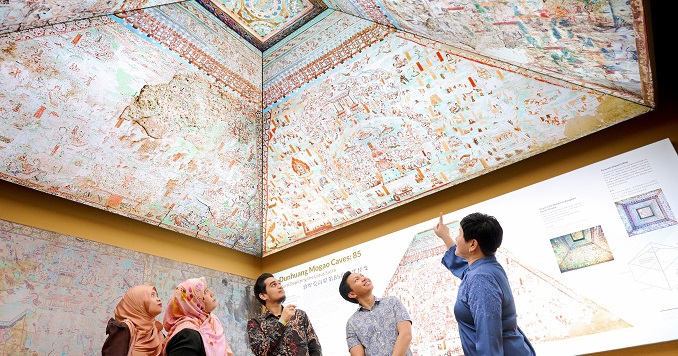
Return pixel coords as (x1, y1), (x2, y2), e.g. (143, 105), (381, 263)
(433, 212), (455, 249)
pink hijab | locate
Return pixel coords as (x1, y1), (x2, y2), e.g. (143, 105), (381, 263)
(163, 277), (233, 356)
(114, 285), (164, 356)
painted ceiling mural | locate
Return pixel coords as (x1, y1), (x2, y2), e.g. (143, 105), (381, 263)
(0, 0), (654, 256)
(0, 1), (264, 255)
(261, 15), (651, 255)
(197, 0), (328, 50)
(0, 0), (181, 34)
(0, 219), (259, 355)
(322, 0), (653, 107)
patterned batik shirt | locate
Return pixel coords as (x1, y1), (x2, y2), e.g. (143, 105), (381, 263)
(247, 307), (322, 356)
(345, 296), (413, 356)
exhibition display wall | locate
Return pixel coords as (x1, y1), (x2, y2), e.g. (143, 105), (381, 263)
(0, 220), (259, 355)
(0, 2), (264, 255)
(275, 139), (678, 355)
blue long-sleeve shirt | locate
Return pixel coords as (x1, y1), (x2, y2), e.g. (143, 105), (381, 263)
(442, 245), (536, 355)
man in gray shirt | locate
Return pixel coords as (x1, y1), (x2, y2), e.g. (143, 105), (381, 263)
(339, 271), (413, 356)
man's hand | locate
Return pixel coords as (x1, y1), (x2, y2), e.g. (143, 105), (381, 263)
(281, 304), (296, 323)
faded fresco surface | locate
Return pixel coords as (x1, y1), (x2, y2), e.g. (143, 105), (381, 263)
(1, 1), (656, 256)
(0, 0), (180, 34)
(0, 219), (259, 355)
(384, 223), (631, 355)
(0, 2), (264, 255)
(262, 17), (650, 255)
(197, 0), (328, 50)
(322, 0), (653, 106)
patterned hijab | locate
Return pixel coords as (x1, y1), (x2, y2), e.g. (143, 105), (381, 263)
(163, 277), (233, 356)
(114, 285), (164, 356)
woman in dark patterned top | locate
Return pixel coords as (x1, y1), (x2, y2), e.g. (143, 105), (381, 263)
(247, 273), (322, 355)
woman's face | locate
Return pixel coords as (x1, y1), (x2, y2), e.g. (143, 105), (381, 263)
(204, 287), (217, 313)
(455, 227), (473, 259)
(148, 288), (163, 316)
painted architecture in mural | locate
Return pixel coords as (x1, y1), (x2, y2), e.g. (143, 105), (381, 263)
(0, 0), (655, 256)
(0, 2), (264, 255)
(0, 219), (259, 355)
(261, 9), (651, 254)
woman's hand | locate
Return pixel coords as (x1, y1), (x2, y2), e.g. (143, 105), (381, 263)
(434, 212), (455, 249)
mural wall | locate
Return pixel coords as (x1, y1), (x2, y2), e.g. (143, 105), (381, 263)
(321, 0), (654, 106)
(0, 1), (264, 255)
(261, 11), (651, 255)
(0, 219), (259, 355)
(0, 0), (181, 34)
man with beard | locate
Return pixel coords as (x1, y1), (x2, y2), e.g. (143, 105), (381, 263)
(247, 273), (322, 355)
(339, 271), (412, 356)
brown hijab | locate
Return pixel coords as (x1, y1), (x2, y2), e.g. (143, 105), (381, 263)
(114, 285), (164, 356)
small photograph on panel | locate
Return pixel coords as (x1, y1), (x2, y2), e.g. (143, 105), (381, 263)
(550, 225), (614, 273)
(615, 189), (678, 237)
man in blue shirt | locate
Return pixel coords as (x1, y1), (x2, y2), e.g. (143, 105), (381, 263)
(339, 271), (413, 356)
(434, 212), (536, 355)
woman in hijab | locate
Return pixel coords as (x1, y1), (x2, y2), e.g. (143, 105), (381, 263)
(163, 277), (234, 356)
(102, 285), (165, 356)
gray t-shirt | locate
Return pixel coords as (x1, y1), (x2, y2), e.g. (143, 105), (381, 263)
(345, 296), (413, 356)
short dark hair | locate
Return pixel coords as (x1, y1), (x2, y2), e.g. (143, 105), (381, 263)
(339, 271), (358, 304)
(460, 212), (503, 256)
(254, 272), (275, 305)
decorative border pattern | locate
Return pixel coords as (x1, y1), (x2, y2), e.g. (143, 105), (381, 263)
(196, 0), (328, 51)
(263, 23), (394, 107)
(120, 8), (261, 102)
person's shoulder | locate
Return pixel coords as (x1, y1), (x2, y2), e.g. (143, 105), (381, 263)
(167, 329), (202, 347)
(383, 295), (403, 304)
(105, 318), (130, 331)
(102, 319), (131, 356)
(175, 328), (202, 339)
(247, 313), (270, 325)
(346, 307), (363, 321)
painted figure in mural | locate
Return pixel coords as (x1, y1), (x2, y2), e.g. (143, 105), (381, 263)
(247, 272), (322, 355)
(102, 285), (165, 356)
(338, 271), (413, 356)
(163, 277), (234, 356)
(434, 212), (536, 355)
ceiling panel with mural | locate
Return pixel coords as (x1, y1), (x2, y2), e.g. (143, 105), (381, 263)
(322, 0), (653, 106)
(197, 0), (328, 51)
(0, 0), (654, 256)
(0, 0), (182, 34)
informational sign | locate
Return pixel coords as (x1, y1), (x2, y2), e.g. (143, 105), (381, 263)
(274, 139), (678, 355)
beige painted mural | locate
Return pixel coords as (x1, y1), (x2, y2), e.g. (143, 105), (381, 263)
(0, 0), (181, 34)
(262, 20), (651, 255)
(322, 0), (653, 106)
(0, 0), (655, 256)
(0, 219), (259, 355)
(0, 2), (264, 255)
